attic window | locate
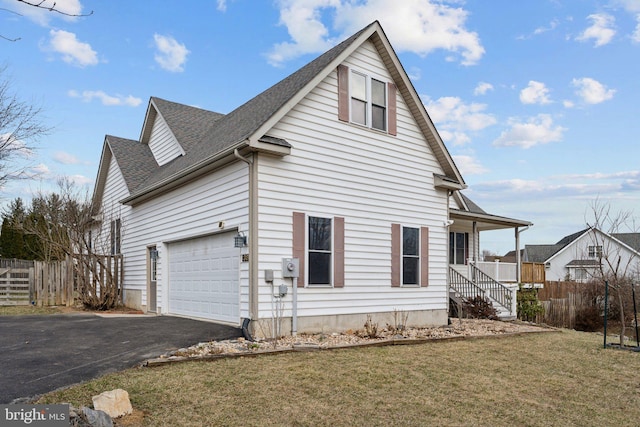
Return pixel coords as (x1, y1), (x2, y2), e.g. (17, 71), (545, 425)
(338, 65), (397, 135)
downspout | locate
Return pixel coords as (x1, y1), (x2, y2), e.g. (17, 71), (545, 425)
(234, 148), (259, 326)
(515, 225), (530, 283)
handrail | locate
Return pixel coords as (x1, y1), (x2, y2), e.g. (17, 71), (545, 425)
(449, 267), (486, 300)
(469, 264), (511, 308)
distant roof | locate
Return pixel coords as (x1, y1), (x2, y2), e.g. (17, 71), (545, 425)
(612, 233), (640, 252)
(524, 244), (562, 263)
(555, 228), (589, 246)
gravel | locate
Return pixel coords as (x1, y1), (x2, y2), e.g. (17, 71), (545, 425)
(153, 319), (551, 363)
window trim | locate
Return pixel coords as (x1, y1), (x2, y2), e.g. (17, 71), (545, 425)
(449, 231), (469, 265)
(401, 226), (420, 286)
(349, 68), (389, 132)
(306, 215), (334, 287)
(110, 218), (121, 255)
(588, 245), (603, 258)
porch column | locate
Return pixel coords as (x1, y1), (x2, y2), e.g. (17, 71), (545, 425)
(515, 227), (521, 283)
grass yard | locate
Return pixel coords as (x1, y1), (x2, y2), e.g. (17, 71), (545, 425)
(0, 305), (64, 315)
(38, 329), (640, 427)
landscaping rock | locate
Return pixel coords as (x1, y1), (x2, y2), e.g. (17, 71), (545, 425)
(81, 407), (113, 427)
(92, 389), (132, 418)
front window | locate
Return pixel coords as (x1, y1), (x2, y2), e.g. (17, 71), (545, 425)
(588, 245), (602, 258)
(308, 216), (332, 285)
(110, 219), (121, 255)
(449, 232), (468, 265)
(403, 227), (419, 285)
(350, 70), (387, 131)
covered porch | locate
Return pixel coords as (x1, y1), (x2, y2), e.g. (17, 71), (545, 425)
(447, 194), (537, 319)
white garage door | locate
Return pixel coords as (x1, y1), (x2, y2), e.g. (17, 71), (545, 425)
(168, 232), (240, 324)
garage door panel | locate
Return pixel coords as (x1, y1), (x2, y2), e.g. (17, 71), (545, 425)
(168, 233), (240, 324)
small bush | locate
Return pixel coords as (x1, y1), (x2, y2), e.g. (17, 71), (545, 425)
(517, 287), (545, 322)
(574, 305), (602, 332)
(462, 296), (499, 320)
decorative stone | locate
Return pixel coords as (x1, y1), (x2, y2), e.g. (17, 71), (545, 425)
(82, 407), (113, 427)
(92, 389), (133, 418)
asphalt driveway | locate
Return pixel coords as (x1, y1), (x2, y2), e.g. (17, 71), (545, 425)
(0, 313), (241, 403)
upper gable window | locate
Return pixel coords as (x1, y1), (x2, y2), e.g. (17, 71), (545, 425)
(338, 65), (397, 135)
(349, 71), (387, 131)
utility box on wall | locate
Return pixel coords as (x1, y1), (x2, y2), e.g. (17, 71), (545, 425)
(282, 258), (299, 278)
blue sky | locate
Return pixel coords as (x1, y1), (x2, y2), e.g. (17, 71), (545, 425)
(1, 0), (638, 254)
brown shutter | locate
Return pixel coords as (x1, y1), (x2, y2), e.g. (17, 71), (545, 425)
(337, 65), (349, 122)
(420, 227), (429, 287)
(334, 217), (345, 288)
(388, 82), (397, 136)
(292, 212), (306, 287)
(391, 223), (401, 287)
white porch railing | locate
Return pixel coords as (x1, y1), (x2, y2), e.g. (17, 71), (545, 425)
(472, 260), (518, 283)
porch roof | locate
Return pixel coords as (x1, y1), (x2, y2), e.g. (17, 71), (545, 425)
(449, 208), (532, 231)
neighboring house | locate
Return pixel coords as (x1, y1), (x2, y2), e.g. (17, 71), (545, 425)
(90, 21), (531, 334)
(523, 228), (640, 282)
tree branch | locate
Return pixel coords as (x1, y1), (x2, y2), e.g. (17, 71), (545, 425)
(16, 0), (93, 17)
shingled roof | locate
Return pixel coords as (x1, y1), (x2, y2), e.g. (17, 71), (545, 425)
(119, 23), (374, 204)
(93, 21), (466, 208)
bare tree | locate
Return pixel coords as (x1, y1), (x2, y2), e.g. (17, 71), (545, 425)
(24, 179), (123, 309)
(0, 66), (50, 189)
(585, 199), (640, 346)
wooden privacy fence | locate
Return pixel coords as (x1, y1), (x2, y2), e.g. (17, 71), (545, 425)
(0, 255), (123, 307)
(535, 281), (597, 328)
(521, 262), (546, 284)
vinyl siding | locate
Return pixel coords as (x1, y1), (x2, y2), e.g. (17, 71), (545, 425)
(255, 41), (449, 319)
(99, 154), (249, 319)
(147, 113), (184, 166)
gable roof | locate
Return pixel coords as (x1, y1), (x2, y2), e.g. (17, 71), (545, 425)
(612, 233), (640, 252)
(112, 21), (464, 206)
(525, 228), (640, 263)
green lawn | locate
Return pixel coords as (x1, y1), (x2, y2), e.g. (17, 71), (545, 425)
(37, 329), (640, 426)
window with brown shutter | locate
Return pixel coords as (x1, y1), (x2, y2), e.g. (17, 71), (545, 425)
(337, 65), (397, 135)
(392, 224), (429, 287)
(292, 212), (345, 288)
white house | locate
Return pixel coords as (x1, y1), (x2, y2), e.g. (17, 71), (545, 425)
(90, 21), (531, 335)
(524, 228), (640, 282)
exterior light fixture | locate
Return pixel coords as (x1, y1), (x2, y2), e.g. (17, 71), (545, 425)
(234, 231), (247, 248)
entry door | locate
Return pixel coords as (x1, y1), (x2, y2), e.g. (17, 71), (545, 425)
(148, 246), (158, 313)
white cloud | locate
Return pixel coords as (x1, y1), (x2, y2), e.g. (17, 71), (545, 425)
(68, 90), (142, 107)
(534, 19), (559, 35)
(474, 82), (493, 96)
(613, 0), (640, 14)
(519, 81), (552, 105)
(425, 96), (497, 146)
(493, 114), (566, 149)
(571, 77), (615, 104)
(46, 29), (98, 67)
(563, 99), (575, 108)
(267, 0), (484, 66)
(53, 151), (90, 165)
(217, 0), (228, 11)
(633, 15), (640, 42)
(452, 154), (488, 175)
(575, 13), (616, 47)
(65, 174), (93, 186)
(153, 34), (190, 72)
(3, 0), (85, 26)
